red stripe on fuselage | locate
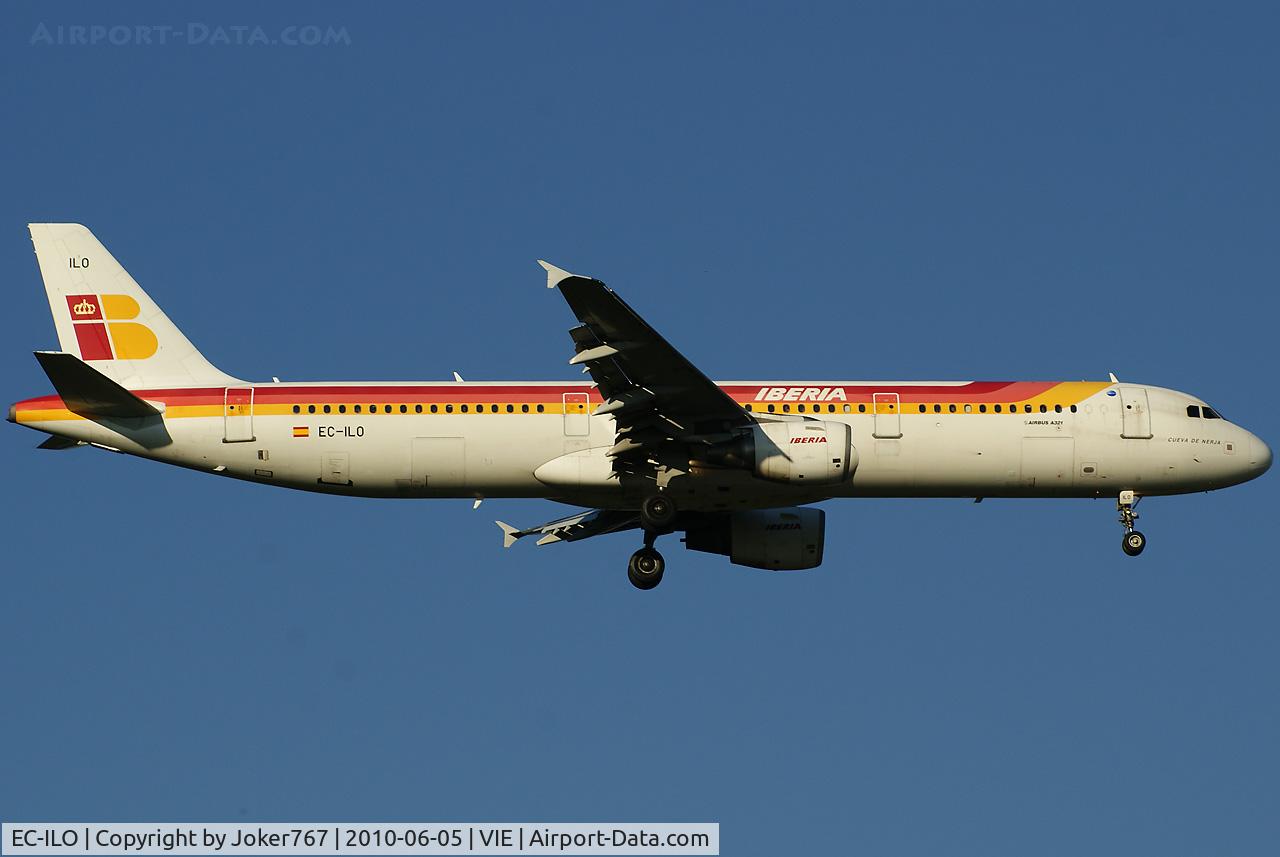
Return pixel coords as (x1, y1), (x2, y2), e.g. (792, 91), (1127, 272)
(12, 381), (1067, 413)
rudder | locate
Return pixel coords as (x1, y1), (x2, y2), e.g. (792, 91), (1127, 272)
(28, 223), (237, 389)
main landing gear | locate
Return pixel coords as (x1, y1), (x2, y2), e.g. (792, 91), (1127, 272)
(629, 495), (676, 590)
(1117, 490), (1146, 557)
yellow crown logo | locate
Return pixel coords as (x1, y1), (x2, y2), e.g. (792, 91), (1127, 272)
(73, 298), (97, 316)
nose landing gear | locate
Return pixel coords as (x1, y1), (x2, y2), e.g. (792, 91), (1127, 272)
(1118, 490), (1146, 556)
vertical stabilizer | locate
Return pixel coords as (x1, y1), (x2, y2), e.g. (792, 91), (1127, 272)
(28, 223), (238, 389)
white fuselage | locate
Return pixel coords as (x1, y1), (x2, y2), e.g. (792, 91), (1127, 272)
(11, 379), (1270, 510)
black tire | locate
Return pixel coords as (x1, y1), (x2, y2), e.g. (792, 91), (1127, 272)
(1122, 530), (1146, 557)
(640, 494), (677, 530)
(627, 548), (665, 590)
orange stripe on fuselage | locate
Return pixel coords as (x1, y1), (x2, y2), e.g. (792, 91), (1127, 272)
(10, 381), (1112, 425)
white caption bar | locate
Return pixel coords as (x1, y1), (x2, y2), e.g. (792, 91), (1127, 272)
(2, 824), (718, 856)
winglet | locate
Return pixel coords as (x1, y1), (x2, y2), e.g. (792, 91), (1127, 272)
(1108, 372), (1120, 384)
(496, 521), (521, 549)
(537, 260), (579, 289)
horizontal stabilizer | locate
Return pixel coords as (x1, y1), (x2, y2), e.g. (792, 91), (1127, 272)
(33, 351), (161, 418)
(37, 434), (83, 450)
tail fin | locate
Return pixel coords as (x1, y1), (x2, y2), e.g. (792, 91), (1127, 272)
(28, 223), (237, 389)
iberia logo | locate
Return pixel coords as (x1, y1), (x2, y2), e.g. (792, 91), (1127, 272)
(65, 294), (158, 361)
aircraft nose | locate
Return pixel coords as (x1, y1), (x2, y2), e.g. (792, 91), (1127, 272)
(1251, 434), (1272, 477)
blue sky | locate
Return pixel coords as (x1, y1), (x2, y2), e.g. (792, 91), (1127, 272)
(1, 2), (1277, 854)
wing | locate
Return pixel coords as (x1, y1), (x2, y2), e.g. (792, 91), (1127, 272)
(540, 261), (750, 463)
(496, 509), (641, 547)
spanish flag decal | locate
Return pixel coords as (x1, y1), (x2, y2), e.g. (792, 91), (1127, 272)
(292, 426), (309, 438)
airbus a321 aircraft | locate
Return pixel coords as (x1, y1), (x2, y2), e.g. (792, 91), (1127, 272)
(10, 225), (1272, 588)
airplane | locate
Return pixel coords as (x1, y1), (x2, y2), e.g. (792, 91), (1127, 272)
(9, 224), (1272, 589)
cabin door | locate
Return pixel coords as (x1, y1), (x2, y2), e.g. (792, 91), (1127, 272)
(563, 392), (590, 436)
(872, 392), (902, 438)
(1119, 386), (1153, 439)
(223, 387), (255, 443)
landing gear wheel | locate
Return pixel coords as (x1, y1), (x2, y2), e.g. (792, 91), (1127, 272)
(1116, 491), (1146, 557)
(640, 494), (677, 531)
(1122, 530), (1146, 557)
(627, 548), (665, 590)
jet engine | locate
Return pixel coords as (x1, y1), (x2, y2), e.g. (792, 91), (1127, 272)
(685, 507), (825, 570)
(704, 420), (856, 485)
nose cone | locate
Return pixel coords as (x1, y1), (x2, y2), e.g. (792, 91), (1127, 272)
(1250, 434), (1272, 477)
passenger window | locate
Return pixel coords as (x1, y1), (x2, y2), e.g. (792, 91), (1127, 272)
(994, 404), (1002, 413)
(461, 404), (469, 413)
(842, 404), (851, 413)
(338, 405), (346, 414)
(1039, 404), (1047, 413)
(745, 404), (753, 412)
(828, 404), (836, 413)
(1186, 405), (1201, 418)
(949, 404), (957, 413)
(964, 404), (972, 413)
(536, 404), (544, 413)
(430, 404), (438, 413)
(506, 404), (514, 413)
(355, 405), (362, 413)
(1025, 404), (1032, 413)
(768, 404), (776, 413)
(308, 405), (316, 414)
(858, 404), (866, 413)
(416, 404), (423, 413)
(1070, 405), (1078, 413)
(1054, 404), (1062, 413)
(445, 404), (453, 413)
(782, 404), (791, 412)
(292, 405), (300, 414)
(918, 404), (926, 413)
(979, 404), (987, 413)
(797, 404), (806, 413)
(521, 404), (529, 413)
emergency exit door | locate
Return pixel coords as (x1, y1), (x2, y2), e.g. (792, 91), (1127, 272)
(563, 392), (590, 436)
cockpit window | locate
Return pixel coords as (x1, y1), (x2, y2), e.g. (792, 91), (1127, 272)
(1203, 406), (1222, 420)
(1186, 405), (1201, 418)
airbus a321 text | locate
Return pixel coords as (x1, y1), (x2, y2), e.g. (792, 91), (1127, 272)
(10, 225), (1272, 588)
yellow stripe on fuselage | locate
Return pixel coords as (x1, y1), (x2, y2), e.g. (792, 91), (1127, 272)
(13, 381), (1113, 425)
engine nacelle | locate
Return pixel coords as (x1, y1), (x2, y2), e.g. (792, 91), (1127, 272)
(685, 507), (825, 570)
(752, 420), (855, 485)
